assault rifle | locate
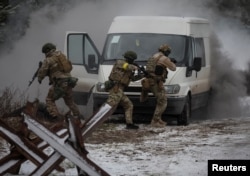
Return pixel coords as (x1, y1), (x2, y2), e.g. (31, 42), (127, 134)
(170, 58), (177, 64)
(132, 62), (148, 76)
(28, 61), (42, 87)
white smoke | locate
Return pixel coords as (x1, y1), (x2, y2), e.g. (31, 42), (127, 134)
(0, 0), (249, 117)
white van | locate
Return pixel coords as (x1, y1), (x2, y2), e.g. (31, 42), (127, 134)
(65, 16), (211, 125)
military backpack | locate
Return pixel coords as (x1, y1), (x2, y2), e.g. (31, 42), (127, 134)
(55, 51), (72, 73)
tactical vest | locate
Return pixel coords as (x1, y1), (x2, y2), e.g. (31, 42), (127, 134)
(146, 53), (168, 81)
(146, 53), (162, 74)
(109, 59), (132, 86)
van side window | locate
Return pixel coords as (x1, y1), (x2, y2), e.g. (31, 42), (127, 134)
(85, 38), (99, 70)
(194, 38), (205, 66)
(186, 37), (194, 67)
(67, 34), (99, 73)
(68, 34), (83, 65)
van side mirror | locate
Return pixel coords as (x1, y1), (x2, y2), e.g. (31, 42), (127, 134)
(88, 54), (97, 70)
(193, 57), (202, 72)
(186, 57), (202, 77)
(188, 57), (201, 72)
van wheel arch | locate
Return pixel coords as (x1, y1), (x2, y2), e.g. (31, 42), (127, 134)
(177, 93), (191, 126)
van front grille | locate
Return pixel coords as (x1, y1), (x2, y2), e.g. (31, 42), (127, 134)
(124, 86), (142, 93)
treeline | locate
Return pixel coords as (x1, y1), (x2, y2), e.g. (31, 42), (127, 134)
(0, 0), (80, 55)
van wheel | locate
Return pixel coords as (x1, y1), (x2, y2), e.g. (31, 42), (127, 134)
(177, 96), (191, 126)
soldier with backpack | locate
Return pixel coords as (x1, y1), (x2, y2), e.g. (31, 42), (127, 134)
(37, 43), (81, 122)
(140, 44), (176, 127)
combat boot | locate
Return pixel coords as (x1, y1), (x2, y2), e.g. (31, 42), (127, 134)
(150, 118), (166, 128)
(126, 123), (139, 130)
(158, 119), (167, 125)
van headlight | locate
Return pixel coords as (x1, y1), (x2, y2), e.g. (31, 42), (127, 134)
(165, 84), (180, 94)
(96, 82), (106, 92)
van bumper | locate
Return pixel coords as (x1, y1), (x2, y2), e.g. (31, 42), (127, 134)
(93, 93), (186, 115)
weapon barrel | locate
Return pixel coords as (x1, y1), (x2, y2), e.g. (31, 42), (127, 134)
(28, 61), (42, 87)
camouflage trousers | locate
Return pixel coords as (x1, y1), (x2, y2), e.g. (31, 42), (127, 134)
(141, 78), (167, 121)
(106, 85), (133, 124)
(46, 79), (80, 117)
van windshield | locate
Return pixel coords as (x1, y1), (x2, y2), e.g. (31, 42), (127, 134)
(102, 33), (186, 64)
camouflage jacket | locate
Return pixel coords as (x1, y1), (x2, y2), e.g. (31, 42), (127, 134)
(109, 59), (138, 86)
(37, 50), (71, 84)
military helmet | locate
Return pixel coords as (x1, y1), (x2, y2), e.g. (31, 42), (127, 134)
(158, 44), (171, 56)
(158, 44), (171, 53)
(42, 43), (56, 54)
(123, 51), (137, 61)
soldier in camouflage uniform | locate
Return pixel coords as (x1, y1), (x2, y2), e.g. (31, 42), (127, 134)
(140, 44), (176, 127)
(37, 43), (80, 121)
(106, 51), (142, 129)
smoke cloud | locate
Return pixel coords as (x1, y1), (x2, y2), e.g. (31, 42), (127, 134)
(0, 0), (249, 118)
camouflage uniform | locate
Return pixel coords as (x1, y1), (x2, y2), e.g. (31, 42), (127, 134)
(106, 57), (140, 127)
(141, 45), (176, 127)
(37, 49), (80, 118)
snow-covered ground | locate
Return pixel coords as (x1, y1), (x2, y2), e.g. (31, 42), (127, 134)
(1, 113), (250, 176)
(86, 118), (250, 176)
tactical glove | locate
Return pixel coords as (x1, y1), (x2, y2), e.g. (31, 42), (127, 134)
(170, 58), (177, 63)
(39, 61), (43, 67)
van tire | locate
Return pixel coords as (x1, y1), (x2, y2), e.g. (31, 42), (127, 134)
(177, 96), (191, 126)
